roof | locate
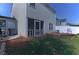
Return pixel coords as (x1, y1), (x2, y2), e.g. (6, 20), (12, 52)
(67, 23), (79, 26)
(56, 18), (66, 22)
(42, 3), (56, 14)
(0, 15), (15, 19)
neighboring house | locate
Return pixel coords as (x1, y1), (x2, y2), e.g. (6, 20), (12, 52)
(56, 18), (67, 26)
(56, 18), (79, 34)
(55, 18), (72, 33)
(11, 3), (56, 38)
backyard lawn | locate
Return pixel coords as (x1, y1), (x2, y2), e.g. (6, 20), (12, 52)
(62, 34), (79, 54)
(53, 34), (79, 54)
(5, 33), (79, 55)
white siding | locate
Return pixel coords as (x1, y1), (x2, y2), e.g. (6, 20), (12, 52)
(11, 3), (56, 37)
(61, 22), (67, 26)
(27, 3), (56, 33)
(11, 3), (28, 37)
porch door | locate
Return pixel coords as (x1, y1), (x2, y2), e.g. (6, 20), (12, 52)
(34, 20), (43, 36)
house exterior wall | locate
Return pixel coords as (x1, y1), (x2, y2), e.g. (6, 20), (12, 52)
(56, 20), (61, 26)
(60, 22), (67, 26)
(11, 3), (28, 37)
(27, 3), (56, 33)
(56, 19), (67, 26)
(56, 19), (71, 33)
(11, 3), (56, 37)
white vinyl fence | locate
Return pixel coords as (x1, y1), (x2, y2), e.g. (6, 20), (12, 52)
(56, 26), (79, 34)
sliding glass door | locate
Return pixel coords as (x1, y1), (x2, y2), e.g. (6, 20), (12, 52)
(34, 20), (43, 36)
(28, 18), (44, 37)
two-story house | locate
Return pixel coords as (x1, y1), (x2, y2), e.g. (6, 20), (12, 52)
(56, 18), (67, 26)
(55, 18), (72, 33)
(11, 3), (56, 38)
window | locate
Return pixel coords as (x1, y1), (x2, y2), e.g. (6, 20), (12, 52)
(49, 23), (53, 30)
(40, 21), (44, 30)
(30, 3), (35, 8)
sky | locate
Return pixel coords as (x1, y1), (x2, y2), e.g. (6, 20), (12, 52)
(0, 3), (79, 24)
(50, 3), (79, 24)
(0, 3), (12, 17)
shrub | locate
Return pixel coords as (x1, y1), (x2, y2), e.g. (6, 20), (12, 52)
(5, 34), (75, 55)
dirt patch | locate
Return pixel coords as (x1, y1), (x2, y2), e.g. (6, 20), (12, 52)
(5, 33), (75, 47)
(6, 36), (28, 47)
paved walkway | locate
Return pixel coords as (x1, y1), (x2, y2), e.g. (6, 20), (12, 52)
(0, 42), (6, 55)
(0, 37), (8, 55)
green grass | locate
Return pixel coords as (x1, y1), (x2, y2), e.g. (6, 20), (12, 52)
(68, 34), (79, 54)
(55, 34), (79, 55)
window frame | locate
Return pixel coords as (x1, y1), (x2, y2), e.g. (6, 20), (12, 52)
(29, 3), (36, 8)
(49, 23), (53, 30)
